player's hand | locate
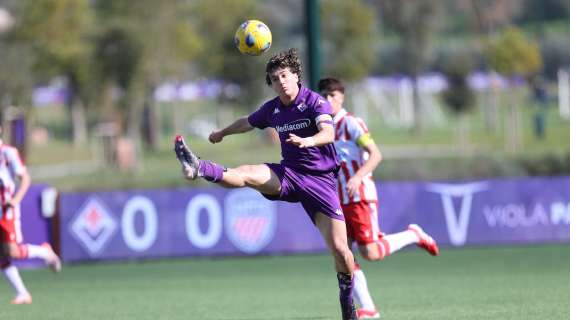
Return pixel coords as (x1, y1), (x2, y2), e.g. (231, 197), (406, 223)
(6, 199), (19, 208)
(285, 134), (315, 148)
(208, 130), (224, 144)
(346, 176), (363, 197)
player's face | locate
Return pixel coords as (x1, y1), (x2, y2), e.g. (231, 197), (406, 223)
(325, 90), (344, 115)
(269, 67), (299, 100)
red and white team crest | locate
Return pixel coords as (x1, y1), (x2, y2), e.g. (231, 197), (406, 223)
(70, 197), (117, 255)
(224, 189), (277, 254)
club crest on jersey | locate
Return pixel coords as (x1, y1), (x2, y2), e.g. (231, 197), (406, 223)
(273, 108), (280, 114)
(224, 189), (277, 254)
(70, 197), (117, 255)
(297, 102), (307, 112)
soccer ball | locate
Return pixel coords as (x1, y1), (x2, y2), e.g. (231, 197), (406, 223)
(234, 20), (272, 56)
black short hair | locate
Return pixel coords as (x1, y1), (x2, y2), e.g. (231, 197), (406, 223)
(318, 77), (345, 97)
(265, 48), (302, 86)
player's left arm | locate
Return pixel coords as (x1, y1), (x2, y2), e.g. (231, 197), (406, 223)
(354, 135), (382, 178)
(346, 132), (382, 197)
(286, 114), (334, 148)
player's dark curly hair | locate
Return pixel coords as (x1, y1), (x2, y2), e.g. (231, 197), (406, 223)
(317, 77), (345, 97)
(265, 48), (302, 86)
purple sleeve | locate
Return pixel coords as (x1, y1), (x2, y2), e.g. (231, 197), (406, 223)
(313, 95), (333, 116)
(309, 94), (333, 126)
(247, 102), (271, 129)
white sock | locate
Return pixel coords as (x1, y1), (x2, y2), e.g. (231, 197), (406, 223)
(353, 268), (376, 311)
(383, 230), (419, 254)
(3, 265), (29, 296)
(26, 244), (51, 260)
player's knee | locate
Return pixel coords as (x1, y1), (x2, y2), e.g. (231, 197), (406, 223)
(359, 245), (383, 261)
(361, 251), (383, 261)
(8, 246), (20, 259)
(331, 242), (352, 262)
(7, 245), (25, 259)
(235, 165), (257, 185)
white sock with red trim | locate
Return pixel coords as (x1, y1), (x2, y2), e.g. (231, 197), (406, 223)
(3, 265), (29, 296)
(353, 265), (376, 311)
(378, 230), (419, 255)
(25, 244), (51, 260)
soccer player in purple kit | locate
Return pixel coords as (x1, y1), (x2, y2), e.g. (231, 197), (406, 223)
(175, 48), (358, 320)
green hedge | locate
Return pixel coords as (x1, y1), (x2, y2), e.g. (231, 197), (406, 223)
(375, 152), (570, 181)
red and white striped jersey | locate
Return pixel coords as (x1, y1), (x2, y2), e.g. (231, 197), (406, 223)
(333, 109), (378, 205)
(0, 140), (26, 202)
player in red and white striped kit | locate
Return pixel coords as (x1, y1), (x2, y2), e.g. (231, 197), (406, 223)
(0, 126), (61, 305)
(318, 78), (439, 319)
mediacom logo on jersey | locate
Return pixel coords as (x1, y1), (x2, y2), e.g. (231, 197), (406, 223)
(275, 119), (311, 133)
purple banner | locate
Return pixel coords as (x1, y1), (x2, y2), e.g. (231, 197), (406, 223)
(16, 185), (51, 268)
(59, 188), (326, 262)
(411, 177), (570, 246)
(59, 176), (570, 262)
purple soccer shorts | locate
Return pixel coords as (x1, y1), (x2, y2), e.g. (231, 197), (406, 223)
(262, 163), (345, 223)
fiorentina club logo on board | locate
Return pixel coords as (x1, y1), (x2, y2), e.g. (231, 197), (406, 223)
(426, 182), (488, 246)
(224, 189), (277, 254)
(70, 197), (117, 255)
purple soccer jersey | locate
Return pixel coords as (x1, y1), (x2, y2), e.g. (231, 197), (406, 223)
(248, 85), (339, 173)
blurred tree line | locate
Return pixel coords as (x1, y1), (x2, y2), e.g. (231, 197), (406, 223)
(0, 0), (568, 162)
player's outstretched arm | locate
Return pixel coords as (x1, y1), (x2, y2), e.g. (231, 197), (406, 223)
(209, 116), (254, 144)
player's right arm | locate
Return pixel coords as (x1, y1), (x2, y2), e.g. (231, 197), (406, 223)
(211, 100), (272, 144)
(211, 100), (272, 145)
(209, 116), (254, 144)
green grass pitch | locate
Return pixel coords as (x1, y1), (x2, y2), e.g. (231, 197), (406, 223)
(1, 244), (568, 319)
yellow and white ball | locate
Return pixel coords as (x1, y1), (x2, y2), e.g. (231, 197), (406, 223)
(234, 20), (272, 56)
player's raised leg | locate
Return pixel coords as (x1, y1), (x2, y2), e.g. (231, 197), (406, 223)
(6, 206), (62, 272)
(314, 213), (357, 320)
(352, 203), (439, 261)
(4, 241), (62, 273)
(175, 135), (282, 195)
(359, 227), (439, 261)
(407, 224), (439, 256)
